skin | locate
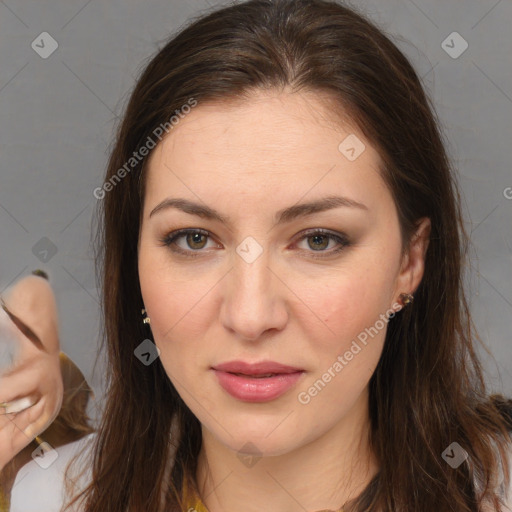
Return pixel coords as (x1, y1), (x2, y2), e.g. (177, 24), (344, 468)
(138, 88), (431, 512)
(0, 275), (63, 471)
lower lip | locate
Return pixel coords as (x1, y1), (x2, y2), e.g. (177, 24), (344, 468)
(212, 370), (304, 402)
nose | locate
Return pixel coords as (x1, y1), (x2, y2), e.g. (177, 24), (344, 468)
(219, 246), (288, 342)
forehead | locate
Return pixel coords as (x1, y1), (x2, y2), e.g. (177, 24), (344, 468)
(143, 90), (388, 218)
(149, 89), (362, 164)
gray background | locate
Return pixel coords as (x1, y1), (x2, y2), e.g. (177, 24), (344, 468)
(1, 0), (511, 425)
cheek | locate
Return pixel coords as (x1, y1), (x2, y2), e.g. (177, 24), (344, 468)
(138, 247), (218, 368)
(139, 270), (202, 388)
(296, 267), (388, 344)
(291, 260), (397, 395)
(139, 246), (183, 343)
(141, 274), (202, 343)
(295, 275), (390, 406)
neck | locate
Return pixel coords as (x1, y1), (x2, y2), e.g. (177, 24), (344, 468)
(195, 388), (378, 512)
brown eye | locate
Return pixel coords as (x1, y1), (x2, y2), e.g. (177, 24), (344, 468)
(160, 228), (349, 259)
(306, 234), (330, 251)
(160, 228), (218, 258)
(295, 229), (350, 258)
(186, 232), (208, 250)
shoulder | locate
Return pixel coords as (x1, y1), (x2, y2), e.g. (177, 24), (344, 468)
(10, 432), (96, 512)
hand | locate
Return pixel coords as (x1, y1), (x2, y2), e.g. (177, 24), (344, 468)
(0, 272), (63, 471)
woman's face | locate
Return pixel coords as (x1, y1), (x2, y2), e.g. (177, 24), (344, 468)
(138, 89), (429, 457)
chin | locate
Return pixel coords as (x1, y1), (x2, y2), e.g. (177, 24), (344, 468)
(210, 422), (302, 457)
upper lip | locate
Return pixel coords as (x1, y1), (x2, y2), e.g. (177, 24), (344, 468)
(212, 360), (303, 375)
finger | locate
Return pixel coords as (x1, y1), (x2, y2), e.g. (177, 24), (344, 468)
(0, 396), (45, 434)
(23, 396), (61, 442)
(0, 397), (46, 462)
(0, 362), (41, 403)
(0, 395), (38, 414)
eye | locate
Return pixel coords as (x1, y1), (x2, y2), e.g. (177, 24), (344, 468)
(293, 229), (350, 258)
(159, 228), (219, 258)
(160, 228), (350, 259)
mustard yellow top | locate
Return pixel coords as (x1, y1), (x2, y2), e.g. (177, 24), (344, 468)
(181, 474), (209, 512)
(0, 487), (9, 512)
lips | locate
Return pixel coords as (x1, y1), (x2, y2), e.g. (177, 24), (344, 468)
(211, 361), (305, 402)
(212, 360), (303, 376)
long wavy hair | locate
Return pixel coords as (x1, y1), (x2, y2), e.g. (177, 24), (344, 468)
(64, 1), (512, 510)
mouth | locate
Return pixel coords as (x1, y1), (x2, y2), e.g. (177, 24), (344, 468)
(212, 360), (304, 375)
(227, 372), (281, 378)
(211, 361), (305, 402)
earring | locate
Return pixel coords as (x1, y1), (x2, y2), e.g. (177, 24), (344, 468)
(141, 308), (151, 325)
(398, 292), (414, 307)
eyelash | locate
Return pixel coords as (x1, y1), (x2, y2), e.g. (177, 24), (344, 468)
(159, 228), (350, 259)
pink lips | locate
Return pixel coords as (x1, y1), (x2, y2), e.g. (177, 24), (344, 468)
(212, 360), (305, 402)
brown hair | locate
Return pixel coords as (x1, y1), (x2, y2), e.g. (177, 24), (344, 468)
(64, 1), (512, 510)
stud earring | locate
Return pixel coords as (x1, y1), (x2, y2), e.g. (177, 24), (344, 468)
(141, 308), (151, 325)
(398, 292), (414, 307)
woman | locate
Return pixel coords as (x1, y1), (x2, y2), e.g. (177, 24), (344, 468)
(11, 0), (512, 510)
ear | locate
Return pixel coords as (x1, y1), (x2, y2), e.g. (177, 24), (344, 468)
(392, 217), (431, 304)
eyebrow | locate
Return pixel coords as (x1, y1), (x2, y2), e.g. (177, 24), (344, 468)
(149, 195), (368, 225)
